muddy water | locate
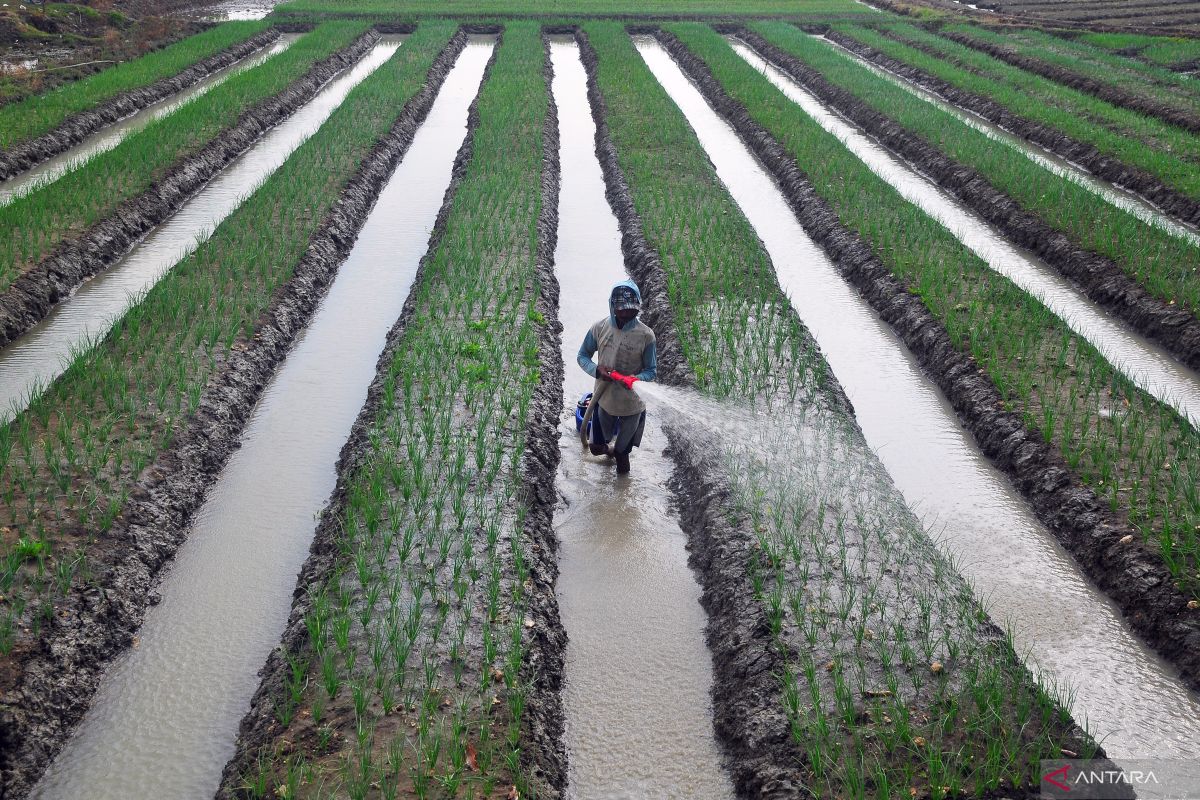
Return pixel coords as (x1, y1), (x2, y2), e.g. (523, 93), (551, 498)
(548, 39), (734, 800)
(0, 35), (299, 207)
(818, 33), (1200, 246)
(0, 38), (402, 425)
(29, 37), (496, 800)
(730, 40), (1200, 428)
(636, 37), (1200, 762)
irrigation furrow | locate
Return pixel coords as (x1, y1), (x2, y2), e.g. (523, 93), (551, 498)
(217, 25), (568, 798)
(728, 37), (1200, 428)
(586, 22), (1095, 798)
(0, 24), (462, 798)
(578, 26), (806, 795)
(0, 22), (375, 352)
(817, 35), (1200, 250)
(26, 31), (492, 800)
(0, 36), (398, 424)
(636, 31), (1200, 765)
(0, 35), (300, 208)
(0, 24), (279, 181)
(651, 24), (1200, 696)
(734, 29), (1200, 373)
(823, 27), (1200, 228)
(548, 35), (733, 799)
(941, 28), (1200, 134)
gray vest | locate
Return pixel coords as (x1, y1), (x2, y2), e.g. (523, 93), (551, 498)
(590, 316), (655, 416)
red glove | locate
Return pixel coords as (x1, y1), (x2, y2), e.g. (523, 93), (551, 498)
(609, 370), (638, 391)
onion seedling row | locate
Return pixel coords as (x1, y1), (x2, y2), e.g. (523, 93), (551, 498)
(224, 23), (558, 800)
(0, 23), (457, 666)
(744, 23), (1200, 341)
(942, 24), (1200, 119)
(0, 20), (273, 152)
(276, 0), (874, 17)
(832, 22), (1200, 209)
(584, 21), (1091, 797)
(0, 21), (370, 295)
(669, 24), (1200, 615)
(1072, 29), (1200, 70)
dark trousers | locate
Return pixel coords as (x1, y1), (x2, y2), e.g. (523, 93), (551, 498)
(590, 405), (646, 456)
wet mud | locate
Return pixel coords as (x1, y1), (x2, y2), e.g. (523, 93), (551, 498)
(515, 33), (568, 799)
(0, 30), (469, 800)
(654, 27), (1200, 694)
(735, 29), (1200, 371)
(0, 28), (281, 182)
(0, 29), (380, 351)
(940, 29), (1200, 135)
(214, 28), (566, 800)
(822, 27), (1200, 227)
(576, 27), (808, 798)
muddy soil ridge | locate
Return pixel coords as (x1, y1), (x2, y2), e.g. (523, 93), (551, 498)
(575, 26), (814, 796)
(215, 27), (567, 800)
(0, 27), (381, 352)
(0, 27), (282, 181)
(653, 26), (1200, 693)
(0, 28), (469, 800)
(820, 26), (1200, 230)
(940, 28), (1200, 135)
(733, 28), (1200, 370)
(516, 31), (568, 800)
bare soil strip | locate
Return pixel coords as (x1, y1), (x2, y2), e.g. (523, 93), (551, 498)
(0, 28), (282, 182)
(736, 29), (1200, 372)
(941, 29), (1200, 135)
(823, 27), (1200, 229)
(0, 28), (381, 352)
(653, 26), (1200, 694)
(0, 30), (468, 800)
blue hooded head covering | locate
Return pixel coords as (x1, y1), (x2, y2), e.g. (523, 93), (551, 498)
(608, 279), (642, 329)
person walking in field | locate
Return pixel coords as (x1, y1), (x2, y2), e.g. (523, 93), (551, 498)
(577, 279), (657, 475)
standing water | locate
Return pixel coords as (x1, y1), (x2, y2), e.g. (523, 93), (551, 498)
(30, 37), (496, 800)
(0, 38), (403, 425)
(817, 33), (1200, 247)
(548, 38), (734, 800)
(729, 39), (1200, 428)
(635, 36), (1200, 763)
(0, 34), (299, 207)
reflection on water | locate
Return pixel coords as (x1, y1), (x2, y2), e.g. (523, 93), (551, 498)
(549, 38), (735, 800)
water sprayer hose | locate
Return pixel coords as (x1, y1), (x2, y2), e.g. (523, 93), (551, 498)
(579, 380), (610, 448)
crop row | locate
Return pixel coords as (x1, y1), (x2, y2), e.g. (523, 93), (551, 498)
(936, 24), (1200, 134)
(0, 21), (456, 675)
(225, 24), (558, 800)
(666, 23), (1200, 674)
(1072, 29), (1200, 70)
(744, 24), (1200, 349)
(0, 20), (273, 152)
(0, 21), (370, 295)
(274, 0), (875, 17)
(830, 22), (1200, 210)
(582, 21), (1088, 797)
(941, 24), (1200, 121)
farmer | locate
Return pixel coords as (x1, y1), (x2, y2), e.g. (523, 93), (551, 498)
(577, 280), (657, 475)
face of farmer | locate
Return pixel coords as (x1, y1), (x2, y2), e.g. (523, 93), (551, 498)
(614, 307), (638, 327)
